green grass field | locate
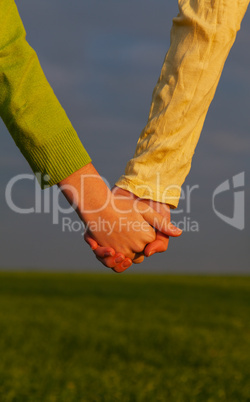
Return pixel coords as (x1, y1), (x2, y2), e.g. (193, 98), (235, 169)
(0, 273), (249, 402)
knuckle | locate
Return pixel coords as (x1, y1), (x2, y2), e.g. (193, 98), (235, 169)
(123, 249), (135, 260)
(133, 243), (145, 254)
(147, 230), (156, 243)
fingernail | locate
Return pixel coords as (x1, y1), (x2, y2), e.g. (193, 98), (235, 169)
(171, 224), (182, 233)
(104, 251), (115, 257)
(148, 251), (155, 257)
(121, 260), (132, 269)
(115, 255), (124, 264)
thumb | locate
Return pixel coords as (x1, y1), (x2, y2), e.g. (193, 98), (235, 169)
(84, 231), (98, 250)
(140, 206), (182, 237)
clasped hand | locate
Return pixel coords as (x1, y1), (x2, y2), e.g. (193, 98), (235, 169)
(85, 186), (182, 273)
(59, 164), (182, 273)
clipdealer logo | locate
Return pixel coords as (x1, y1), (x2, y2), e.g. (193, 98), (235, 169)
(212, 172), (245, 230)
(4, 171), (246, 232)
(4, 173), (200, 234)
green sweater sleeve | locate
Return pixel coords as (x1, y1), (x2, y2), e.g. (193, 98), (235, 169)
(0, 0), (91, 188)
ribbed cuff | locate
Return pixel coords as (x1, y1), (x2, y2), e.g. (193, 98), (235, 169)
(115, 176), (180, 209)
(21, 126), (92, 188)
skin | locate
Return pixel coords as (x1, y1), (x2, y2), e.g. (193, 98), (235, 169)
(84, 187), (182, 273)
(58, 163), (182, 273)
(58, 163), (157, 261)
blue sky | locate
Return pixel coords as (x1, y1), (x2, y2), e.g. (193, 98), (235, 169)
(0, 0), (249, 273)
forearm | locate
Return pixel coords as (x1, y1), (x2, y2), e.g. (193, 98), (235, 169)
(0, 0), (91, 188)
(116, 0), (249, 208)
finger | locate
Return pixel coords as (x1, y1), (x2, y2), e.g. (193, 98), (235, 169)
(140, 206), (182, 237)
(96, 255), (123, 269)
(96, 255), (116, 269)
(95, 250), (127, 269)
(84, 231), (119, 260)
(144, 230), (170, 257)
(84, 231), (98, 250)
(132, 253), (144, 264)
(112, 258), (133, 273)
(93, 246), (116, 259)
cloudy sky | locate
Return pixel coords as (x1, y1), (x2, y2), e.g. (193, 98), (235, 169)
(0, 0), (249, 274)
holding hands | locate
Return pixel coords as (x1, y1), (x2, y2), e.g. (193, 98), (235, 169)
(59, 163), (182, 273)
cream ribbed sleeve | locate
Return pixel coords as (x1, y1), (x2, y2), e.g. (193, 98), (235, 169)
(116, 0), (249, 207)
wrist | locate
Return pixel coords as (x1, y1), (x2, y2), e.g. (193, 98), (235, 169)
(58, 163), (112, 224)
